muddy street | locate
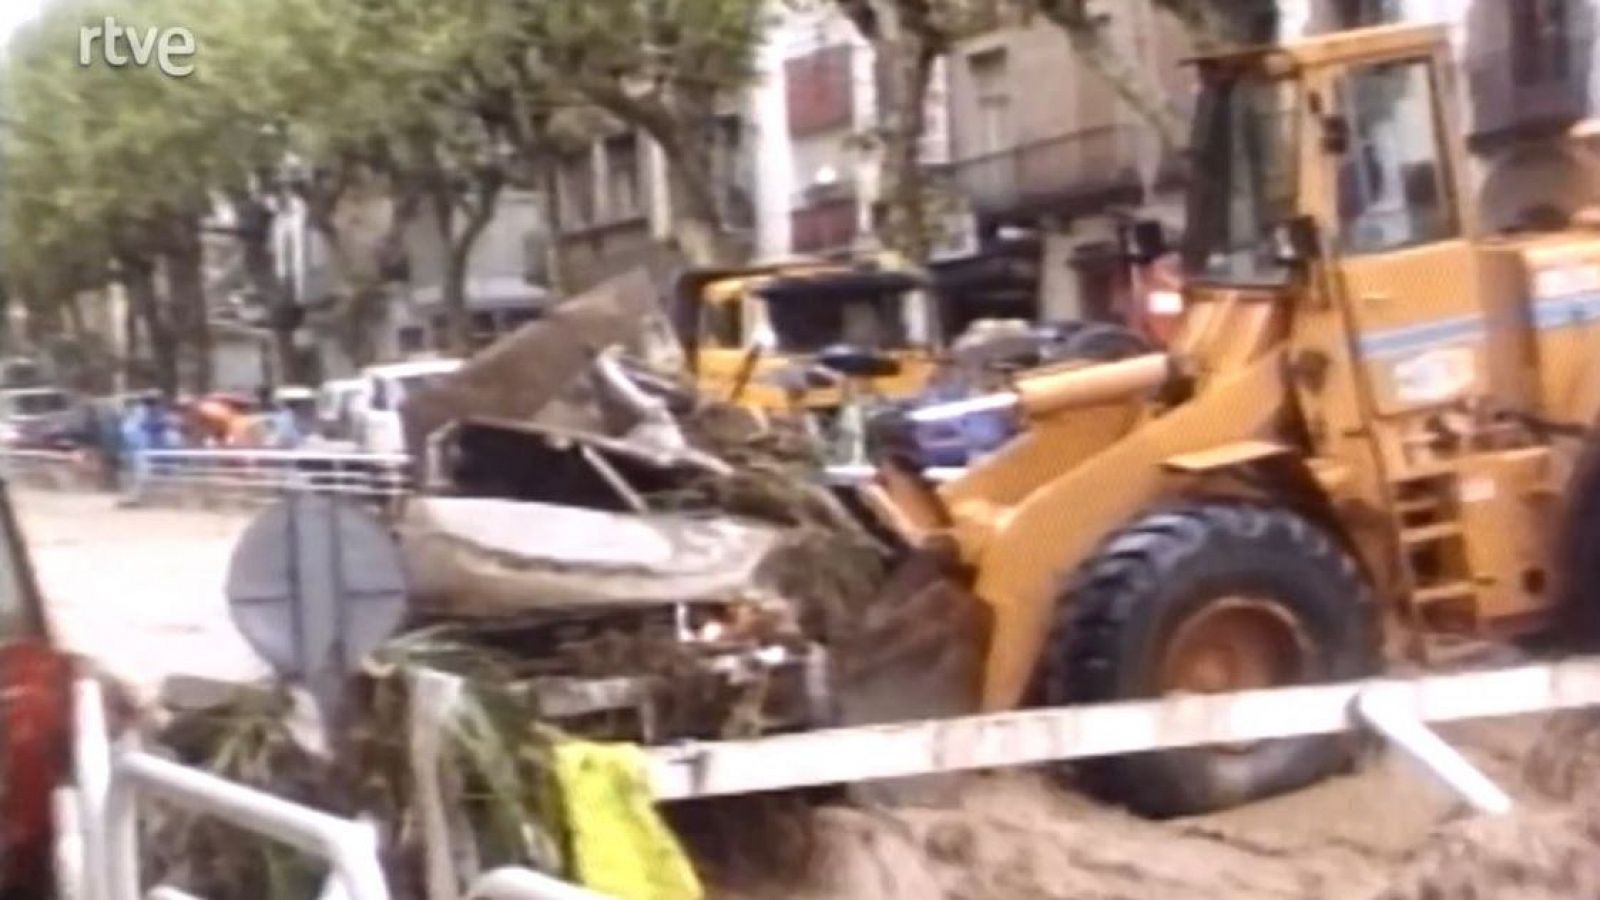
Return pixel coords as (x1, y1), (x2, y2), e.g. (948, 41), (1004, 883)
(21, 491), (1600, 899)
(16, 490), (268, 702)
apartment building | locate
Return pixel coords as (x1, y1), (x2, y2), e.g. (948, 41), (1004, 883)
(549, 116), (755, 292)
(746, 3), (959, 265)
(939, 1), (1193, 323)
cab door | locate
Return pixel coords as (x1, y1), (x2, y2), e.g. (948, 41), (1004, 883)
(1326, 55), (1496, 421)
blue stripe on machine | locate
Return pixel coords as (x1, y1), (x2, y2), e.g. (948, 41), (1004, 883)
(1531, 290), (1600, 329)
(1358, 314), (1485, 359)
(1358, 290), (1600, 360)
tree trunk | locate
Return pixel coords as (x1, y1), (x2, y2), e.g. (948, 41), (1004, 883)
(537, 163), (570, 297)
(873, 40), (936, 267)
(428, 192), (471, 354)
(312, 179), (422, 368)
(338, 286), (385, 368)
(439, 242), (473, 353)
(597, 81), (739, 267)
(162, 218), (212, 394)
(434, 169), (505, 354)
(229, 190), (310, 384)
(0, 279), (13, 356)
(659, 131), (737, 266)
(120, 254), (177, 396)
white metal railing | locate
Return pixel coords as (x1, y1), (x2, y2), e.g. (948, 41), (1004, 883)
(0, 447), (96, 490)
(643, 657), (1600, 811)
(131, 449), (412, 506)
(105, 752), (391, 900)
(66, 678), (607, 900)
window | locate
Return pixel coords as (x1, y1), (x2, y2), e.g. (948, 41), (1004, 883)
(1335, 60), (1458, 254)
(1182, 71), (1301, 285)
(786, 45), (854, 136)
(969, 49), (1011, 155)
(1511, 0), (1571, 86)
(557, 151), (596, 229)
(398, 326), (426, 354)
(765, 295), (909, 353)
(604, 134), (642, 222)
(699, 300), (743, 349)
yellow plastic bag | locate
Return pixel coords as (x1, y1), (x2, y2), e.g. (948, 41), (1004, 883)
(552, 740), (704, 900)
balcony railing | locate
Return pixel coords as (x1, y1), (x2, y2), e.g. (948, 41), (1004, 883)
(1464, 33), (1600, 142)
(951, 124), (1185, 220)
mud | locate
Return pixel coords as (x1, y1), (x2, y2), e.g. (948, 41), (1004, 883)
(711, 714), (1600, 900)
(21, 492), (1600, 898)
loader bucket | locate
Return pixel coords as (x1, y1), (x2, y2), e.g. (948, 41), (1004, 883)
(830, 541), (991, 726)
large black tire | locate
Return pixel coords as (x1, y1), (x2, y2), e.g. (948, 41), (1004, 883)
(1046, 503), (1374, 817)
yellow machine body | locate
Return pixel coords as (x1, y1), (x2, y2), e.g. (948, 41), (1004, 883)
(867, 23), (1600, 712)
(686, 265), (938, 412)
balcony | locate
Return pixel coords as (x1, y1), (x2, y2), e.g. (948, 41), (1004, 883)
(951, 124), (1185, 223)
(1464, 32), (1600, 148)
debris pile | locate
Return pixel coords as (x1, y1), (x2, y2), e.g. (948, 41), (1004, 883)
(139, 268), (905, 896)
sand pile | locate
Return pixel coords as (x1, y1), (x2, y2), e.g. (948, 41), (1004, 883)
(703, 712), (1600, 900)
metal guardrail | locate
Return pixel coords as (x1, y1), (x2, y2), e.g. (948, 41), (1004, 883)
(105, 752), (391, 900)
(132, 449), (412, 508)
(66, 678), (608, 900)
(643, 657), (1600, 810)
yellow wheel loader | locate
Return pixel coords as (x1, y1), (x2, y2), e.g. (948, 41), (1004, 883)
(848, 22), (1600, 817)
(673, 263), (939, 414)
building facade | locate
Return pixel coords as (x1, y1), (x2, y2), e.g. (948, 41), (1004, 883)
(549, 113), (756, 293)
(939, 1), (1194, 324)
(747, 4), (958, 264)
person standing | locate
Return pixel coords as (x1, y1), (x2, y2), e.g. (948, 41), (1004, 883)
(117, 399), (151, 506)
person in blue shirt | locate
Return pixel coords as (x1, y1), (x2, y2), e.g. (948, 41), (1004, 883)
(118, 399), (152, 505)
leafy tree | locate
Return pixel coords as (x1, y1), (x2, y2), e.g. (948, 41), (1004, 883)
(1, 0), (260, 392)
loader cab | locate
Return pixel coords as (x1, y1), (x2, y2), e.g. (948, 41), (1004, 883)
(1179, 26), (1501, 414)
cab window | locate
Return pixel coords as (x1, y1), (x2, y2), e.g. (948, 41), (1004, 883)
(699, 300), (742, 349)
(1335, 59), (1458, 253)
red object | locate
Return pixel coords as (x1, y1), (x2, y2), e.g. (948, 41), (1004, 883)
(0, 641), (73, 892)
(786, 45), (854, 136)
